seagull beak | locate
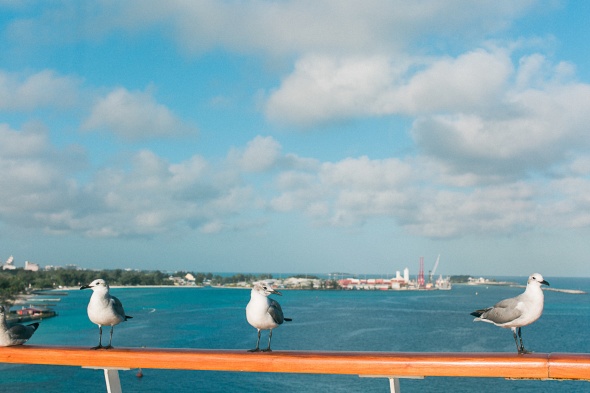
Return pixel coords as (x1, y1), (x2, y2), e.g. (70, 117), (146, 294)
(541, 280), (550, 286)
(80, 285), (91, 290)
(271, 289), (283, 296)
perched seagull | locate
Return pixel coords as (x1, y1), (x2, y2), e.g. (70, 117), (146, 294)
(0, 305), (39, 346)
(81, 279), (132, 349)
(246, 282), (292, 352)
(471, 273), (550, 354)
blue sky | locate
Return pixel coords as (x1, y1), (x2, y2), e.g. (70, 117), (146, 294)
(1, 1), (590, 277)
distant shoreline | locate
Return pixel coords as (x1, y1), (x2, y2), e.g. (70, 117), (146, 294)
(56, 284), (251, 290)
(46, 282), (588, 295)
(459, 282), (587, 294)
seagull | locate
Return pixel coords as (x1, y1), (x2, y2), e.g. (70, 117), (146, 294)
(246, 282), (292, 352)
(0, 305), (39, 346)
(81, 279), (132, 349)
(471, 273), (549, 354)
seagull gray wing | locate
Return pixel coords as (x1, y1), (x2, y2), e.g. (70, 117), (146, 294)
(268, 298), (285, 325)
(8, 323), (37, 341)
(111, 295), (130, 320)
(481, 297), (523, 324)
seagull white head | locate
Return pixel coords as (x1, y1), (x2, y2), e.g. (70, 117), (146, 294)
(252, 282), (282, 297)
(528, 273), (550, 287)
(80, 278), (110, 292)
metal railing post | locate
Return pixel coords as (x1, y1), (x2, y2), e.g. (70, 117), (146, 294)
(83, 366), (129, 393)
(388, 377), (400, 393)
(360, 374), (424, 392)
(104, 368), (123, 393)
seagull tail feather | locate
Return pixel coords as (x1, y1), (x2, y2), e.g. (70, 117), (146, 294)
(284, 318), (293, 322)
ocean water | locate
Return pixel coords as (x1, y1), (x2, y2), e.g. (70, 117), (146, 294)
(1, 276), (588, 392)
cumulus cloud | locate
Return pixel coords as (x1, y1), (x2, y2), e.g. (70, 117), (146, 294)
(412, 81), (590, 178)
(0, 123), (86, 225)
(265, 44), (590, 187)
(266, 49), (514, 126)
(228, 135), (282, 172)
(2, 128), (590, 241)
(271, 156), (419, 227)
(83, 87), (197, 140)
(0, 69), (82, 111)
(5, 1), (537, 57)
(265, 55), (399, 126)
(78, 148), (253, 237)
(388, 49), (513, 114)
(269, 154), (555, 238)
(2, 139), (265, 239)
(180, 0), (532, 57)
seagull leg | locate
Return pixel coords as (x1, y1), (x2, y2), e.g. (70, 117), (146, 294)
(517, 327), (531, 354)
(511, 327), (520, 353)
(92, 326), (104, 349)
(248, 329), (261, 352)
(262, 329), (273, 352)
(104, 326), (114, 349)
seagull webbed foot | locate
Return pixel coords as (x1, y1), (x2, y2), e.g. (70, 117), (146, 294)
(261, 348), (272, 352)
(91, 344), (103, 350)
(247, 348), (261, 352)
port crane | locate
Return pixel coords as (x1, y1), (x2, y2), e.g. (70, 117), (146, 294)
(428, 254), (440, 284)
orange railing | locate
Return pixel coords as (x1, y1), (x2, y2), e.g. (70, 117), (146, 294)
(0, 347), (588, 391)
(1, 347), (589, 378)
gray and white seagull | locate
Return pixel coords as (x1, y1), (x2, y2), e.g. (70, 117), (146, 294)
(81, 279), (132, 349)
(246, 282), (292, 352)
(0, 305), (39, 346)
(471, 273), (549, 354)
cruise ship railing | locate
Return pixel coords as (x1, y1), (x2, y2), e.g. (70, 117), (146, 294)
(0, 347), (589, 393)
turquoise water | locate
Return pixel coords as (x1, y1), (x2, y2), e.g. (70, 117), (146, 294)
(1, 277), (589, 392)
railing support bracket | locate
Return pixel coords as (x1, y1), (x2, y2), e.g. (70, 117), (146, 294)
(83, 366), (130, 393)
(360, 374), (424, 392)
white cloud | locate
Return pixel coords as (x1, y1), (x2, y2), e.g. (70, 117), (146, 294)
(268, 154), (549, 237)
(5, 1), (538, 57)
(387, 49), (513, 115)
(265, 45), (590, 181)
(83, 87), (197, 140)
(2, 129), (590, 241)
(52, 147), (258, 238)
(0, 123), (85, 224)
(265, 55), (399, 126)
(151, 1), (534, 57)
(0, 129), (257, 238)
(228, 135), (282, 172)
(0, 69), (81, 111)
(413, 81), (590, 178)
(265, 49), (514, 126)
(271, 156), (418, 226)
(0, 122), (48, 156)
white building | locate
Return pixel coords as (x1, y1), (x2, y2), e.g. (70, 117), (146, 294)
(24, 261), (40, 271)
(2, 255), (16, 270)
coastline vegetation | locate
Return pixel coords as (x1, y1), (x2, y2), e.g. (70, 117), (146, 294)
(0, 268), (285, 304)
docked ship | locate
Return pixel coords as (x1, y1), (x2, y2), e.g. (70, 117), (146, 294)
(435, 274), (452, 290)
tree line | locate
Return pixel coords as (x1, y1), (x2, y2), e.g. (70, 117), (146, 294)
(0, 268), (278, 305)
